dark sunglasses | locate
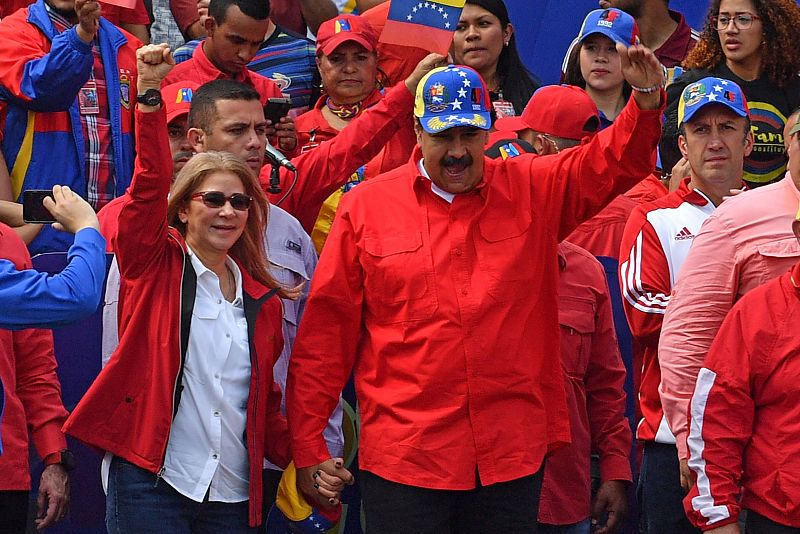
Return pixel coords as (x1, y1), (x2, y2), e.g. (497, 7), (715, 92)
(190, 191), (252, 211)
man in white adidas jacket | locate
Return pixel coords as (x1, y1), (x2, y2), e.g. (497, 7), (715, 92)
(617, 75), (752, 534)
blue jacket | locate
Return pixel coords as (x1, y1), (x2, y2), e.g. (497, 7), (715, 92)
(0, 226), (106, 331)
(0, 0), (139, 253)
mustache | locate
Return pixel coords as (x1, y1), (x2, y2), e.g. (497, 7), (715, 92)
(442, 154), (473, 167)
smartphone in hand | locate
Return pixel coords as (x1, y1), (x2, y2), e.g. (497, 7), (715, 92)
(264, 97), (292, 124)
(22, 189), (56, 223)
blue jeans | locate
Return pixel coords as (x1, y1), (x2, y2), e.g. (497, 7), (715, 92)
(537, 519), (591, 534)
(637, 442), (700, 534)
(106, 456), (256, 534)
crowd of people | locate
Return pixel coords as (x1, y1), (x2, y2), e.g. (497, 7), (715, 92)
(1, 0), (800, 533)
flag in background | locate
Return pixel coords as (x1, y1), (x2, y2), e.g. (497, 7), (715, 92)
(380, 0), (466, 55)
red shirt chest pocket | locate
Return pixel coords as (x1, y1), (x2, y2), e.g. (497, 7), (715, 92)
(362, 232), (438, 324)
(558, 295), (596, 379)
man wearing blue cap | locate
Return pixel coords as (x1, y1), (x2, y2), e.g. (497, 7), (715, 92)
(288, 43), (666, 533)
(619, 76), (751, 534)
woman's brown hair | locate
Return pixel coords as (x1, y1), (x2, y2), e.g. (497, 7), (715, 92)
(684, 0), (800, 88)
(167, 151), (296, 299)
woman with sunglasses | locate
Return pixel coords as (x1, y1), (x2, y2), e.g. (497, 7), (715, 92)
(666, 0), (800, 187)
(64, 45), (344, 533)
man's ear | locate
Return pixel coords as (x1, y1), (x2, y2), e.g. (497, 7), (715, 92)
(204, 17), (217, 37)
(743, 131), (755, 157)
(678, 134), (689, 159)
(187, 128), (205, 153)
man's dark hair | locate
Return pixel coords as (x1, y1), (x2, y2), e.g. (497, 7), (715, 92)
(660, 109), (682, 173)
(189, 79), (261, 133)
(209, 0), (270, 24)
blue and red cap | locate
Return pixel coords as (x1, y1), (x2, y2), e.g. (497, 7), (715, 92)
(414, 65), (492, 134)
(678, 77), (749, 126)
(578, 8), (640, 46)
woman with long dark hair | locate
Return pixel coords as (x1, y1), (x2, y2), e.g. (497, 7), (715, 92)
(451, 0), (539, 118)
(667, 0), (800, 186)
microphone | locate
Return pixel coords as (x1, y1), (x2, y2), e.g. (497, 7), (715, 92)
(265, 142), (296, 172)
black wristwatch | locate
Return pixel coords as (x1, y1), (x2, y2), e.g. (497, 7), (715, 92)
(136, 88), (162, 107)
(48, 449), (76, 472)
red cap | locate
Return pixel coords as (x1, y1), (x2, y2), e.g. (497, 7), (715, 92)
(316, 15), (378, 56)
(495, 85), (600, 141)
(162, 81), (201, 124)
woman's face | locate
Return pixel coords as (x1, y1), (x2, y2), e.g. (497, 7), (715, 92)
(317, 42), (378, 104)
(579, 34), (625, 94)
(717, 0), (763, 68)
(180, 171), (249, 258)
(452, 4), (511, 78)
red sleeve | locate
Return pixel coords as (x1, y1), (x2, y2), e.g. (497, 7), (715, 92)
(13, 327), (68, 459)
(519, 94), (662, 243)
(286, 201), (363, 468)
(169, 0), (200, 35)
(586, 269), (632, 482)
(116, 107), (174, 278)
(263, 300), (291, 469)
(618, 206), (671, 345)
(267, 82), (415, 233)
(684, 302), (754, 531)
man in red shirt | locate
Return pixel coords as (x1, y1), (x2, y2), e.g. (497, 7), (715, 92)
(286, 43), (665, 532)
(162, 0), (297, 152)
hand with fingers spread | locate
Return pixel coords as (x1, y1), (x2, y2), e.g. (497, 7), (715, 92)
(617, 43), (665, 110)
(296, 458), (354, 508)
(75, 0), (101, 44)
(34, 464), (70, 530)
(43, 185), (99, 234)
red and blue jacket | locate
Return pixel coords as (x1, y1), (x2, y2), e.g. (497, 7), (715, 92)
(0, 0), (139, 254)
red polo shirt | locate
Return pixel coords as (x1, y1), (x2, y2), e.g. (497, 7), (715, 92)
(162, 41), (282, 105)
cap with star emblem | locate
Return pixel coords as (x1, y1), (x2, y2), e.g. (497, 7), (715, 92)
(414, 65), (492, 134)
(678, 76), (749, 126)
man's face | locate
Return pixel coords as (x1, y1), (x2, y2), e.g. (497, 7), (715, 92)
(598, 0), (642, 18)
(168, 115), (193, 175)
(205, 5), (269, 76)
(190, 98), (267, 173)
(415, 124), (488, 194)
(678, 105), (753, 187)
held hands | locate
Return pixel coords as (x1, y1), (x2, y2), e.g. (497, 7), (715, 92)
(43, 185), (100, 234)
(296, 458), (354, 508)
(136, 43), (175, 93)
(75, 0), (101, 44)
(405, 53), (449, 96)
(617, 43), (665, 109)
